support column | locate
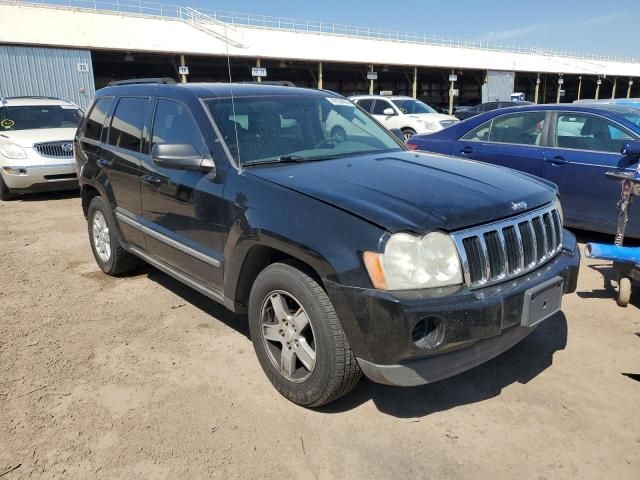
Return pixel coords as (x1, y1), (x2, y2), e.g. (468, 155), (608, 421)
(556, 74), (563, 104)
(577, 76), (582, 100)
(611, 77), (617, 99)
(256, 58), (262, 83)
(369, 65), (374, 95)
(179, 54), (187, 84)
(318, 62), (323, 90)
(412, 67), (418, 99)
(448, 69), (455, 116)
(628, 79), (634, 99)
(534, 74), (540, 104)
(595, 77), (601, 100)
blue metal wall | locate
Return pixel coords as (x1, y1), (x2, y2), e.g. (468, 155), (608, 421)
(0, 45), (95, 109)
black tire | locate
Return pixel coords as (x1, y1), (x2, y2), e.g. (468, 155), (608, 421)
(87, 196), (139, 276)
(248, 262), (361, 407)
(330, 126), (347, 142)
(401, 128), (416, 142)
(0, 175), (17, 201)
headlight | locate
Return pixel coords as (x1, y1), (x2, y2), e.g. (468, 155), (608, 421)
(0, 143), (27, 159)
(364, 231), (463, 290)
(420, 121), (437, 130)
(553, 196), (564, 225)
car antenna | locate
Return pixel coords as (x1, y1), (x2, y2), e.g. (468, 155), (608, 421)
(224, 21), (242, 173)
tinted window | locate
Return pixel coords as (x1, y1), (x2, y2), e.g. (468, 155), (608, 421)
(484, 102), (499, 111)
(489, 112), (546, 145)
(152, 99), (205, 154)
(84, 98), (112, 141)
(0, 105), (82, 132)
(108, 97), (148, 152)
(461, 119), (491, 142)
(355, 99), (374, 112)
(461, 112), (546, 145)
(372, 100), (393, 115)
(555, 113), (635, 153)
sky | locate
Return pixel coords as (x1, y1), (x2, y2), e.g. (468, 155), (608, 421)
(184, 0), (638, 59)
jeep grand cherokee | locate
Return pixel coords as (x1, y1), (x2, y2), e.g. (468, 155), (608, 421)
(75, 80), (580, 407)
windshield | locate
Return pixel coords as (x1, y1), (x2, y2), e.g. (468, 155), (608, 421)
(0, 105), (82, 131)
(205, 95), (403, 166)
(391, 99), (437, 114)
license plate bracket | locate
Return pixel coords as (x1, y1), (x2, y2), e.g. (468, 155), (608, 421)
(521, 276), (564, 328)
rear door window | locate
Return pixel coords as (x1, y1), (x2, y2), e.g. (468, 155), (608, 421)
(83, 97), (113, 141)
(489, 112), (546, 145)
(108, 97), (149, 152)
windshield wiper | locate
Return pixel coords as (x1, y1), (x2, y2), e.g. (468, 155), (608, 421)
(244, 155), (308, 166)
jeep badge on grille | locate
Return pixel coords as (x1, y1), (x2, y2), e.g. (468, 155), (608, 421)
(511, 201), (528, 211)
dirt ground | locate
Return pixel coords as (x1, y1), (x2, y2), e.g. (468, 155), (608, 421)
(0, 192), (639, 480)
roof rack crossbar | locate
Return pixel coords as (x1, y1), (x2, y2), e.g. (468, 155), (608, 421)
(107, 78), (177, 87)
(2, 96), (65, 100)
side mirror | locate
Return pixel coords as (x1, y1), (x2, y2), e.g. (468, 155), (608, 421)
(621, 140), (640, 157)
(383, 107), (396, 116)
(389, 128), (404, 142)
(152, 143), (215, 175)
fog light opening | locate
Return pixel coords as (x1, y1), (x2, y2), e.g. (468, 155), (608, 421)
(412, 316), (445, 350)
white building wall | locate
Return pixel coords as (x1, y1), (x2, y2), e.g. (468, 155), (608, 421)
(1, 4), (639, 78)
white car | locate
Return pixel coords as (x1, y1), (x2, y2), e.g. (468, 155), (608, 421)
(349, 95), (459, 141)
(0, 97), (82, 201)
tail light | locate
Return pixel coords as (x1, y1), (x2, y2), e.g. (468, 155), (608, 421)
(406, 142), (418, 150)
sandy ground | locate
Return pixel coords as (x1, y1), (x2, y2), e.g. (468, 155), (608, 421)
(0, 192), (639, 480)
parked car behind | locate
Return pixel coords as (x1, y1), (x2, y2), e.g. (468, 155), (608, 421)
(75, 81), (579, 407)
(349, 95), (458, 141)
(0, 97), (82, 200)
(455, 100), (534, 121)
(407, 103), (640, 239)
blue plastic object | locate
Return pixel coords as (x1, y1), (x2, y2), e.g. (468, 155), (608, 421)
(585, 243), (640, 264)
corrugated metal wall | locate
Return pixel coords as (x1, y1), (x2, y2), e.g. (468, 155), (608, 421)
(0, 45), (95, 109)
(482, 70), (515, 102)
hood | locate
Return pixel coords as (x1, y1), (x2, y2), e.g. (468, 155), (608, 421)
(0, 128), (77, 148)
(408, 113), (458, 122)
(248, 151), (556, 233)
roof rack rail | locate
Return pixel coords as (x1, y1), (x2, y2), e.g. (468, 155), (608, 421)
(107, 78), (177, 87)
(242, 81), (297, 87)
(2, 95), (65, 101)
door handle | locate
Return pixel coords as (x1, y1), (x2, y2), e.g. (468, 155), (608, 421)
(547, 156), (568, 166)
(97, 158), (112, 169)
(141, 174), (162, 186)
(460, 146), (474, 155)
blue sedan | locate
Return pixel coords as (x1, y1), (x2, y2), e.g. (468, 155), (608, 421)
(407, 103), (640, 239)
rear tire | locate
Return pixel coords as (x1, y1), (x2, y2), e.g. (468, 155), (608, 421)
(0, 175), (17, 201)
(248, 262), (361, 407)
(87, 196), (139, 276)
(402, 128), (416, 142)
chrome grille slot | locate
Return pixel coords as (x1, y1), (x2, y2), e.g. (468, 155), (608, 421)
(452, 203), (563, 288)
(34, 141), (74, 158)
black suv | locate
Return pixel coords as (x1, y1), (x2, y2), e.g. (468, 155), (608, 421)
(75, 80), (580, 407)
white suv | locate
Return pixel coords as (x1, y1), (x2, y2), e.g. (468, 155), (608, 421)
(0, 97), (82, 201)
(349, 95), (458, 141)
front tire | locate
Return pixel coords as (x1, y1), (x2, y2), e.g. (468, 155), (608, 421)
(401, 128), (416, 142)
(0, 175), (17, 201)
(87, 196), (139, 276)
(617, 276), (632, 307)
(248, 262), (361, 407)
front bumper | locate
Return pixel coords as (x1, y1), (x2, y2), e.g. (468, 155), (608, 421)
(326, 230), (580, 387)
(1, 163), (78, 193)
